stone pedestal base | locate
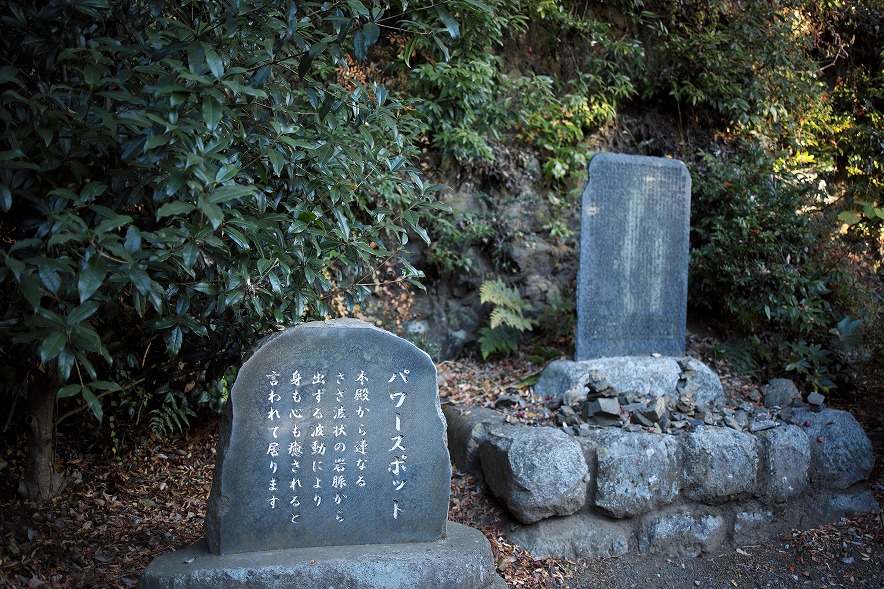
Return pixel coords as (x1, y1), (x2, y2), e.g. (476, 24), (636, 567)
(141, 521), (506, 589)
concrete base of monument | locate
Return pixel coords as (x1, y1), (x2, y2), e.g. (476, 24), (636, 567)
(140, 521), (506, 589)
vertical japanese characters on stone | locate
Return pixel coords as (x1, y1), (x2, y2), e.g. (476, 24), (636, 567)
(576, 153), (691, 360)
(205, 319), (450, 554)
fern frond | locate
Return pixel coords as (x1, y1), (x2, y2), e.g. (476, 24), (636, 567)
(479, 326), (520, 359)
(149, 394), (197, 439)
(490, 307), (535, 332)
(479, 279), (525, 312)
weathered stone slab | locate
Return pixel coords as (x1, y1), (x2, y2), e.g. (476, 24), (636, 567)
(580, 430), (681, 518)
(680, 427), (760, 503)
(443, 404), (506, 479)
(479, 424), (589, 524)
(756, 424), (810, 502)
(576, 153), (691, 359)
(534, 357), (723, 408)
(205, 319), (450, 554)
(784, 408), (874, 490)
(638, 506), (726, 556)
(506, 512), (632, 559)
(141, 522), (505, 589)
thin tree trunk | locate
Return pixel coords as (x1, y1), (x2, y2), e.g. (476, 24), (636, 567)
(18, 386), (61, 502)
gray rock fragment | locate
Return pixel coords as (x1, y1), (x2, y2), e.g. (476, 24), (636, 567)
(479, 425), (590, 524)
(639, 507), (726, 556)
(585, 397), (621, 419)
(756, 424), (810, 502)
(806, 391), (825, 406)
(443, 404), (506, 478)
(749, 418), (777, 433)
(581, 430), (681, 518)
(534, 357), (724, 408)
(802, 487), (881, 528)
(507, 512), (632, 559)
(556, 404), (582, 427)
(724, 415), (742, 431)
(732, 507), (773, 546)
(787, 408), (874, 489)
(761, 379), (801, 408)
(681, 428), (760, 502)
(639, 397), (668, 423)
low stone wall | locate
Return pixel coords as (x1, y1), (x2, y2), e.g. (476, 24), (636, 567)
(444, 405), (878, 558)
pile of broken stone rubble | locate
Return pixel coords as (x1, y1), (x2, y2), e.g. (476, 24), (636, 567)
(504, 368), (827, 438)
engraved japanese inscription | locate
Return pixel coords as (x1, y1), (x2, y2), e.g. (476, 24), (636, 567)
(576, 153), (691, 360)
(205, 319), (450, 554)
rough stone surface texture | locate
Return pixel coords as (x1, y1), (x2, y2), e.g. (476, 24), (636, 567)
(680, 427), (760, 503)
(442, 405), (505, 479)
(444, 404), (877, 558)
(638, 507), (726, 557)
(205, 319), (451, 554)
(506, 512), (632, 559)
(761, 378), (801, 408)
(802, 488), (881, 528)
(534, 356), (724, 408)
(784, 408), (874, 489)
(580, 429), (681, 518)
(141, 522), (505, 589)
(479, 425), (590, 523)
(576, 153), (691, 360)
(755, 424), (810, 502)
(731, 505), (777, 546)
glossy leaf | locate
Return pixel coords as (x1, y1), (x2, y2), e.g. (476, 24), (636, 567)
(202, 96), (222, 132)
(81, 387), (104, 423)
(40, 331), (68, 363)
(39, 266), (62, 294)
(67, 301), (100, 325)
(57, 384), (82, 399)
(77, 257), (107, 303)
(204, 45), (224, 78)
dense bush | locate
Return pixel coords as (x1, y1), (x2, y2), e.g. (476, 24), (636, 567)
(0, 0), (455, 500)
(689, 147), (863, 390)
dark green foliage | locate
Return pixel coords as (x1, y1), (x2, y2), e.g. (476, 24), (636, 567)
(0, 0), (455, 434)
(643, 0), (821, 129)
(477, 324), (521, 359)
(412, 52), (509, 162)
(407, 0), (527, 162)
(689, 147), (865, 390)
(148, 391), (197, 439)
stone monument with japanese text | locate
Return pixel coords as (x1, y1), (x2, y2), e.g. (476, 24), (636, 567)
(576, 153), (691, 359)
(141, 319), (505, 589)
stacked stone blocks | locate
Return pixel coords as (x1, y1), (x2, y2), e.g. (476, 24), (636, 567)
(445, 405), (876, 558)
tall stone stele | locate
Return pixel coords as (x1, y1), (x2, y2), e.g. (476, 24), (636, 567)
(576, 152), (691, 359)
(142, 319), (505, 589)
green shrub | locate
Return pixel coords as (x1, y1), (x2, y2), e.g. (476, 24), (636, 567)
(0, 0), (455, 500)
(643, 0), (820, 131)
(424, 206), (495, 273)
(690, 146), (862, 390)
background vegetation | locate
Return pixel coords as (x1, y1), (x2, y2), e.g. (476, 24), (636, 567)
(2, 0), (882, 501)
